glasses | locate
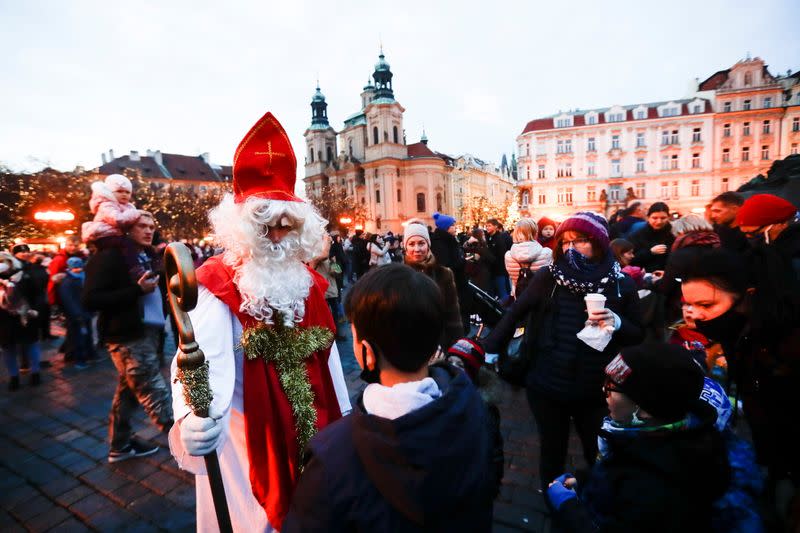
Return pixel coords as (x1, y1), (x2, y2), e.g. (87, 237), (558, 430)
(603, 380), (623, 397)
(562, 238), (591, 247)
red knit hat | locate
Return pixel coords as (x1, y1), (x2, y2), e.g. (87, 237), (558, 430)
(447, 338), (485, 383)
(538, 216), (558, 230)
(736, 194), (797, 227)
(232, 112), (300, 203)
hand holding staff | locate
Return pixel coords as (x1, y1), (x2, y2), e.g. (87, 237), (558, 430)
(165, 243), (233, 533)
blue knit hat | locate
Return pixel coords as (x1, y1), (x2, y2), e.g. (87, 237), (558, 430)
(66, 257), (84, 270)
(433, 212), (456, 231)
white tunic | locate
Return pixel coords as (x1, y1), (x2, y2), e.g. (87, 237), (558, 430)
(169, 286), (352, 532)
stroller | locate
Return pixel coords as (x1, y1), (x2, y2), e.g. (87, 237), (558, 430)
(466, 281), (504, 338)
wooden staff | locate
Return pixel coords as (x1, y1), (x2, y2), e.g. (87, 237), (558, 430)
(165, 243), (233, 533)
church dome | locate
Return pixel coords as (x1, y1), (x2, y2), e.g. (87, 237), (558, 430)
(374, 53), (391, 73)
(311, 86), (325, 103)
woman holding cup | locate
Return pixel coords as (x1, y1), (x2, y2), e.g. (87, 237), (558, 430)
(484, 212), (643, 489)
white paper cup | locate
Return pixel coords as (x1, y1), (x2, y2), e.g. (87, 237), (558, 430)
(584, 293), (606, 312)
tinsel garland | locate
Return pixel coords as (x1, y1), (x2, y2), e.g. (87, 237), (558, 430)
(175, 361), (213, 416)
(240, 320), (333, 463)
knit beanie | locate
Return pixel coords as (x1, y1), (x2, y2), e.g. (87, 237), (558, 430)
(554, 212), (609, 249)
(433, 212), (456, 231)
(403, 221), (431, 248)
(538, 216), (557, 230)
(447, 338), (485, 384)
(647, 202), (670, 216)
(66, 257), (84, 270)
(105, 173), (133, 192)
(605, 343), (704, 422)
(736, 194), (797, 227)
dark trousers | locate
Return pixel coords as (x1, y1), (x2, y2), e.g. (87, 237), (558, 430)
(527, 389), (608, 489)
(106, 325), (173, 450)
(65, 317), (94, 364)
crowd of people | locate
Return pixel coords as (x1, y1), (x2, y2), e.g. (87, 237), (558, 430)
(3, 111), (799, 532)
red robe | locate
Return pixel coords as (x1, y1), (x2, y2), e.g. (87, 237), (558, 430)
(196, 255), (342, 530)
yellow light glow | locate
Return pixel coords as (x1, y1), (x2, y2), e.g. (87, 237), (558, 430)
(34, 210), (75, 222)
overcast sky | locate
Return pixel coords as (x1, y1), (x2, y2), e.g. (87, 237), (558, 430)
(1, 0), (798, 196)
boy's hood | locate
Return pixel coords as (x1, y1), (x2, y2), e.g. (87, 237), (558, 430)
(510, 240), (545, 263)
(352, 365), (491, 525)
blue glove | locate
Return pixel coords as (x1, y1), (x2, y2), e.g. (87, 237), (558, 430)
(546, 473), (577, 511)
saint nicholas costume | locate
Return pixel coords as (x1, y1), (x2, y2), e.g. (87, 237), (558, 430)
(169, 112), (351, 532)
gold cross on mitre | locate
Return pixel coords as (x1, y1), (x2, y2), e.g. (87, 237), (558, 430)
(254, 141), (287, 166)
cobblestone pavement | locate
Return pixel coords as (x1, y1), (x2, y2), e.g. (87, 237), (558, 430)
(0, 320), (587, 532)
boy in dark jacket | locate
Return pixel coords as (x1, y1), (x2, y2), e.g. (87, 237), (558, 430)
(284, 264), (498, 532)
(57, 257), (94, 368)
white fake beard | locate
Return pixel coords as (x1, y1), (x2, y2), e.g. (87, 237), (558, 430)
(233, 232), (312, 327)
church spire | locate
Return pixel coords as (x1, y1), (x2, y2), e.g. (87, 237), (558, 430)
(372, 49), (394, 100)
(310, 82), (329, 128)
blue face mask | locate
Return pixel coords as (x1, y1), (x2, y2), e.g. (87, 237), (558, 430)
(565, 247), (591, 271)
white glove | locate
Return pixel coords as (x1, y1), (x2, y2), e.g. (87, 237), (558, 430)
(485, 353), (499, 365)
(180, 404), (226, 456)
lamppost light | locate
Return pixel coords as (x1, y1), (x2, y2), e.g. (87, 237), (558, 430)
(34, 210), (75, 222)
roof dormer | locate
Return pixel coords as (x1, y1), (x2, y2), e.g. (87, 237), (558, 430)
(584, 111), (599, 125)
(657, 101), (680, 118)
(554, 113), (574, 128)
(604, 106), (625, 123)
(632, 105), (648, 120)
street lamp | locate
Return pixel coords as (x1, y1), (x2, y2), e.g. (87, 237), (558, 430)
(34, 210), (75, 222)
(339, 216), (352, 225)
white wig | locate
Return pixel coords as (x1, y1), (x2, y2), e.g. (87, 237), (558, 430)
(208, 194), (328, 326)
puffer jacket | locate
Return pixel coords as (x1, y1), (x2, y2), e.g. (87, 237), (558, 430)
(405, 254), (464, 348)
(504, 241), (552, 296)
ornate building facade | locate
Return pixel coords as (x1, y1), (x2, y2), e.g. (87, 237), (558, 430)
(516, 56), (800, 219)
(303, 51), (515, 233)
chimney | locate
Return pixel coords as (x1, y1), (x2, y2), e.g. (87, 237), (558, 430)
(146, 149), (154, 157)
(154, 150), (163, 165)
(109, 149), (115, 160)
(200, 152), (210, 164)
(130, 150), (140, 162)
(101, 153), (107, 164)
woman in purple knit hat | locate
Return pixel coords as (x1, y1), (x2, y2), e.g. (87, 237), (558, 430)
(484, 212), (644, 490)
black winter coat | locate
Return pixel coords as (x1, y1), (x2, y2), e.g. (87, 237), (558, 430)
(430, 228), (466, 289)
(485, 267), (643, 401)
(0, 269), (40, 345)
(486, 231), (512, 277)
(82, 247), (149, 343)
(555, 406), (730, 533)
(283, 365), (499, 532)
(629, 224), (675, 272)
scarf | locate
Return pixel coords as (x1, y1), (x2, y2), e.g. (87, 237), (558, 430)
(597, 413), (696, 460)
(672, 230), (721, 252)
(549, 250), (622, 296)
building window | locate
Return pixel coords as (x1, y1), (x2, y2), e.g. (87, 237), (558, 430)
(373, 127), (379, 145)
(521, 191), (530, 207)
(635, 182), (646, 199)
(556, 140), (563, 153)
(416, 193), (425, 212)
(565, 139), (572, 153)
(635, 110), (646, 119)
(609, 112), (624, 122)
(723, 124), (731, 137)
(723, 101), (732, 112)
(661, 130), (669, 145)
(692, 153), (700, 168)
(721, 177), (729, 192)
(691, 180), (700, 197)
(636, 158), (645, 172)
(397, 189), (402, 202)
(661, 155), (670, 170)
(672, 181), (679, 199)
(611, 159), (621, 177)
(661, 181), (670, 199)
(742, 147), (750, 161)
(743, 99), (751, 111)
(556, 117), (573, 128)
(587, 186), (596, 202)
(793, 117), (800, 132)
(326, 146), (333, 162)
(722, 148), (730, 162)
(526, 144), (530, 156)
(671, 154), (679, 170)
(587, 137), (596, 152)
(744, 71), (752, 86)
(762, 120), (771, 134)
(538, 191), (546, 204)
(761, 145), (769, 160)
(587, 161), (596, 176)
(557, 188), (565, 205)
(375, 189), (381, 203)
(636, 132), (645, 147)
(566, 163), (572, 176)
(792, 143), (799, 155)
(565, 188), (573, 205)
(671, 130), (679, 144)
(611, 135), (620, 150)
(587, 115), (597, 125)
(743, 122), (750, 136)
(436, 193), (443, 212)
(609, 184), (623, 202)
(662, 107), (678, 117)
(692, 128), (702, 143)
(692, 104), (702, 113)
(526, 166), (531, 180)
(393, 126), (398, 143)
(309, 148), (314, 162)
(763, 97), (772, 108)
(538, 165), (546, 179)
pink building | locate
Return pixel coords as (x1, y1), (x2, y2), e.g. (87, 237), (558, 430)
(516, 56), (800, 219)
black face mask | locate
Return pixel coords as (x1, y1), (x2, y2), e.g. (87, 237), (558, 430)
(694, 307), (747, 343)
(360, 345), (381, 384)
